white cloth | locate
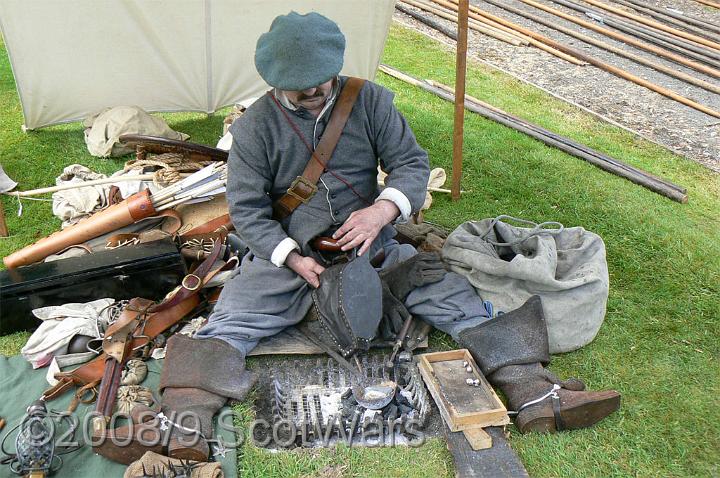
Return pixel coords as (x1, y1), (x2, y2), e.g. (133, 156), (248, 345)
(0, 164), (17, 192)
(52, 164), (110, 228)
(21, 298), (114, 368)
(376, 187), (412, 223)
(83, 105), (189, 158)
(377, 166), (446, 213)
(110, 168), (160, 200)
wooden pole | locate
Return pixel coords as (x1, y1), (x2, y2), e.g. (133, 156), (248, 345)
(516, 0), (720, 78)
(399, 0), (527, 45)
(445, 0), (720, 117)
(617, 0), (720, 37)
(694, 0), (720, 8)
(0, 198), (8, 237)
(483, 0), (720, 95)
(452, 0), (469, 201)
(431, 0), (588, 65)
(581, 0), (720, 50)
(378, 65), (688, 203)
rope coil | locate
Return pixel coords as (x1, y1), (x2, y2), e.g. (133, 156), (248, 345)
(124, 153), (212, 188)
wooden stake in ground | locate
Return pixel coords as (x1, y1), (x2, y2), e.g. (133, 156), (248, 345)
(0, 198), (7, 237)
(452, 0), (469, 201)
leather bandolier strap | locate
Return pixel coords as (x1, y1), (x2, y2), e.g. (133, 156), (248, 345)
(41, 241), (229, 402)
(272, 77), (366, 220)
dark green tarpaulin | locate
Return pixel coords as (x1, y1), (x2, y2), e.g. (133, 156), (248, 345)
(0, 355), (238, 478)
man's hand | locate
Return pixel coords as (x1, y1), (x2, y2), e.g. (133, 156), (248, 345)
(332, 200), (400, 256)
(285, 251), (326, 288)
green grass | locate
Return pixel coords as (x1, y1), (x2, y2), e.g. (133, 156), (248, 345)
(2, 24), (719, 477)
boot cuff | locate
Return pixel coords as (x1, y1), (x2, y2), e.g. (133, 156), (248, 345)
(458, 295), (551, 376)
(160, 334), (256, 401)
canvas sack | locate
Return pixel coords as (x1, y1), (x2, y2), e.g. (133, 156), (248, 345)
(442, 216), (609, 353)
(83, 106), (189, 157)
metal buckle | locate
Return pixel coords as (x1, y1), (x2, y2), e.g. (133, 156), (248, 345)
(182, 274), (202, 291)
(286, 176), (318, 204)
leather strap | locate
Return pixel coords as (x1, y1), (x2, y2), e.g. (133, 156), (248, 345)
(42, 295), (201, 402)
(552, 394), (566, 431)
(272, 77), (366, 220)
(41, 246), (224, 402)
(148, 240), (224, 313)
(181, 214), (233, 237)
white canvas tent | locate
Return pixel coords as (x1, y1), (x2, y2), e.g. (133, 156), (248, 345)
(0, 0), (396, 130)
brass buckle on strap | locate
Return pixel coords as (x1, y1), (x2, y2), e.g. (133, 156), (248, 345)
(286, 176), (318, 204)
(182, 274), (202, 291)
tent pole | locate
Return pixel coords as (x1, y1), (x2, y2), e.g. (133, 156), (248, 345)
(452, 0), (469, 201)
(0, 198), (8, 237)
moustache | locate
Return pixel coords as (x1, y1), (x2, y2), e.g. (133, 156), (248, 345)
(298, 92), (325, 101)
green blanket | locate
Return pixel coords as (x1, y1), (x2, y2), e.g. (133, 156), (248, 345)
(0, 355), (237, 478)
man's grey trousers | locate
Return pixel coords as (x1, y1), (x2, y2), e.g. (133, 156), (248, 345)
(196, 239), (491, 355)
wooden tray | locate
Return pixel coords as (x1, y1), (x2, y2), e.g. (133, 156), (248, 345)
(417, 349), (509, 432)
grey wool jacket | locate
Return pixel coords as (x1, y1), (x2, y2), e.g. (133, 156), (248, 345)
(226, 76), (430, 261)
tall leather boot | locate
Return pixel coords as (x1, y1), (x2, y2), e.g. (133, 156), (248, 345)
(94, 334), (256, 464)
(458, 296), (620, 433)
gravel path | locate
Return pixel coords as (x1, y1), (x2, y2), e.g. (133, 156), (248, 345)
(394, 0), (720, 172)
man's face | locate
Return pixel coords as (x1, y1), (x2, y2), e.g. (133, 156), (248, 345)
(281, 78), (334, 111)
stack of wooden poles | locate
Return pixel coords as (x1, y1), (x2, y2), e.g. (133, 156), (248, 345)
(395, 0), (720, 118)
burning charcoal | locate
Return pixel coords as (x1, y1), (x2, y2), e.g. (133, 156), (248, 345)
(396, 391), (413, 409)
(398, 404), (413, 415)
(271, 355), (430, 447)
(383, 404), (398, 421)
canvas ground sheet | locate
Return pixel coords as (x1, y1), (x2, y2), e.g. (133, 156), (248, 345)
(0, 356), (238, 478)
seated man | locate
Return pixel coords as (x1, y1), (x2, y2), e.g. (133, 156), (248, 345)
(104, 11), (620, 462)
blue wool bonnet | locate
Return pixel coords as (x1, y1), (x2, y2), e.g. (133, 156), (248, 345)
(255, 11), (346, 91)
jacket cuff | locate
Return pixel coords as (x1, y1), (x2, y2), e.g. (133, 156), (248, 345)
(376, 187), (411, 223)
(270, 237), (300, 267)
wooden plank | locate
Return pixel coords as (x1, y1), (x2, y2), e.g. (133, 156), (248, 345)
(418, 349), (509, 432)
(446, 427), (529, 478)
(249, 325), (428, 356)
(463, 427), (492, 450)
